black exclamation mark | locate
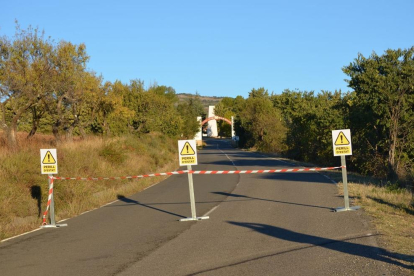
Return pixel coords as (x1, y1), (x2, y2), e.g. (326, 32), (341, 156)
(186, 145), (189, 154)
(48, 153), (50, 163)
(341, 135), (343, 144)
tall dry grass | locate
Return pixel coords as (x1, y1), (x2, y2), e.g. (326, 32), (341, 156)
(0, 132), (179, 240)
(342, 183), (414, 257)
(322, 169), (414, 263)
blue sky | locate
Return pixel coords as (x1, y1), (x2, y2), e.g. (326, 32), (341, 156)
(1, 0), (413, 98)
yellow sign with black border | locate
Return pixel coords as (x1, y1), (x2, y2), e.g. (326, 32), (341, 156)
(178, 140), (198, 166)
(40, 149), (58, 174)
(332, 129), (352, 156)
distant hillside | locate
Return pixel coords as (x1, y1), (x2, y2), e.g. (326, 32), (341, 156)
(177, 93), (225, 114)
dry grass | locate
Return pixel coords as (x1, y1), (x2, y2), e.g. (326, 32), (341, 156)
(322, 169), (414, 267)
(0, 132), (179, 240)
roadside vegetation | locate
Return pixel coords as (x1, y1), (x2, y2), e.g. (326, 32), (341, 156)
(323, 169), (414, 267)
(215, 47), (414, 201)
(1, 23), (413, 265)
(214, 48), (414, 265)
(0, 132), (179, 240)
(0, 24), (205, 240)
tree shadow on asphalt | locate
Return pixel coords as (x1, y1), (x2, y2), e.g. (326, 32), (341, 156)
(256, 171), (337, 184)
(206, 159), (295, 169)
(212, 192), (334, 211)
(110, 192), (334, 212)
(194, 164), (339, 185)
(226, 222), (414, 270)
(115, 195), (187, 219)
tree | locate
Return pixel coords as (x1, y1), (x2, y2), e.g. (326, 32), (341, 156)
(68, 71), (104, 139)
(97, 81), (135, 136)
(343, 47), (414, 179)
(273, 90), (348, 164)
(0, 24), (54, 147)
(238, 88), (287, 152)
(214, 97), (236, 137)
(177, 94), (204, 139)
(45, 41), (90, 142)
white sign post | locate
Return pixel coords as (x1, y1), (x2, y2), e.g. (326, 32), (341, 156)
(331, 130), (360, 212)
(40, 149), (67, 228)
(178, 140), (209, 222)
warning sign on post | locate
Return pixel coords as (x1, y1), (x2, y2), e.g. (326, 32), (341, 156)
(178, 140), (198, 166)
(40, 149), (58, 174)
(332, 129), (352, 156)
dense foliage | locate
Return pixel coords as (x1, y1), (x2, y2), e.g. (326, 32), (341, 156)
(343, 48), (414, 180)
(217, 48), (414, 184)
(0, 25), (202, 147)
(1, 24), (413, 183)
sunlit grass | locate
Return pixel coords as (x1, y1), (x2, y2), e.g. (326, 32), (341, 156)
(0, 132), (179, 240)
(323, 169), (414, 264)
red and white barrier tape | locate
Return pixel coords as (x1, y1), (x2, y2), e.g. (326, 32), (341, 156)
(191, 166), (343, 175)
(50, 166), (344, 181)
(42, 177), (54, 225)
(52, 170), (189, 180)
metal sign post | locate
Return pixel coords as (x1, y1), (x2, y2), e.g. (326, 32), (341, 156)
(178, 140), (209, 222)
(332, 130), (360, 212)
(187, 165), (196, 219)
(49, 174), (56, 225)
(41, 175), (67, 228)
(40, 149), (67, 228)
(180, 165), (209, 222)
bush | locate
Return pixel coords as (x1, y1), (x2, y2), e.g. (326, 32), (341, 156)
(99, 142), (126, 165)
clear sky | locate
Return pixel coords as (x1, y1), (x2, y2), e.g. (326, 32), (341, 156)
(1, 0), (413, 98)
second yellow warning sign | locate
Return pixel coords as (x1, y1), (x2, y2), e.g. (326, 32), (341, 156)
(178, 140), (198, 166)
(334, 131), (350, 146)
(180, 142), (196, 155)
(332, 129), (352, 156)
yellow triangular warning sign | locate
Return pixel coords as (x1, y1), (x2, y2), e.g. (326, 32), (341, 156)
(335, 131), (350, 145)
(180, 142), (196, 155)
(42, 151), (56, 164)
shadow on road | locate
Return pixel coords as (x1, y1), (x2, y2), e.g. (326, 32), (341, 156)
(108, 192), (333, 212)
(207, 158), (294, 169)
(115, 195), (187, 219)
(257, 171), (337, 184)
(212, 192), (334, 211)
(227, 222), (414, 270)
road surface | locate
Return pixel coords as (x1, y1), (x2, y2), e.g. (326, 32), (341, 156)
(0, 138), (410, 275)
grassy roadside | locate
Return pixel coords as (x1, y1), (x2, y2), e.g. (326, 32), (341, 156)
(322, 170), (414, 260)
(0, 132), (179, 241)
(249, 150), (414, 272)
(2, 134), (413, 272)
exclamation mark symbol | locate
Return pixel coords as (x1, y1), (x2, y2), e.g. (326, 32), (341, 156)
(48, 153), (51, 163)
(186, 145), (189, 154)
(340, 134), (343, 144)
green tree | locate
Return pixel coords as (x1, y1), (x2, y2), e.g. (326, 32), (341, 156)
(238, 88), (287, 152)
(274, 90), (348, 164)
(69, 72), (104, 139)
(177, 94), (204, 139)
(98, 81), (135, 136)
(0, 24), (54, 147)
(45, 41), (90, 142)
(343, 47), (414, 179)
(214, 97), (236, 137)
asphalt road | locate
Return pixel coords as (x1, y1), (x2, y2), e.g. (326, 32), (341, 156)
(0, 138), (410, 275)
